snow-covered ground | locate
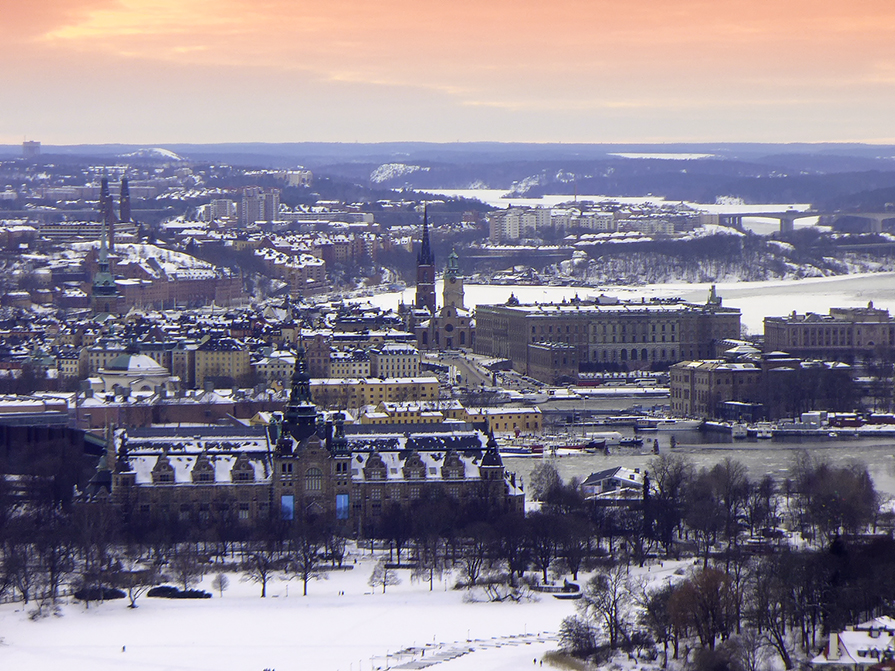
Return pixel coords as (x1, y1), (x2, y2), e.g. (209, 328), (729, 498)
(351, 272), (895, 334)
(2, 550), (639, 671)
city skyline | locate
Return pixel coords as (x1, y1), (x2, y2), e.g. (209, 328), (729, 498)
(4, 1), (895, 145)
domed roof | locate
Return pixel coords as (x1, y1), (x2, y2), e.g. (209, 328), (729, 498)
(104, 354), (167, 376)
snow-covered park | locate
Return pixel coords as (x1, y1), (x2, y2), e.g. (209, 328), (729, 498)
(0, 551), (547, 671)
(0, 548), (699, 671)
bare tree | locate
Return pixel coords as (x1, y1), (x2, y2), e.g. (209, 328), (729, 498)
(211, 573), (230, 597)
(459, 522), (492, 586)
(634, 581), (675, 668)
(368, 559), (401, 594)
(528, 512), (559, 584)
(649, 453), (693, 557)
(709, 457), (750, 547)
(559, 615), (598, 657)
(169, 543), (205, 591)
(529, 461), (561, 501)
(242, 547), (280, 598)
(289, 522), (326, 596)
(578, 564), (633, 650)
(668, 568), (736, 650)
(117, 548), (161, 608)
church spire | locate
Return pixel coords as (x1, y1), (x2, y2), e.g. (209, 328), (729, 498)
(418, 205), (434, 266)
(414, 205), (437, 313)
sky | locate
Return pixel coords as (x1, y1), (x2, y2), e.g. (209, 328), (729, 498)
(3, 0), (895, 145)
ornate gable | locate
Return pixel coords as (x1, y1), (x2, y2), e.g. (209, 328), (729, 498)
(363, 452), (387, 480)
(401, 451), (426, 480)
(441, 450), (466, 480)
(232, 453), (255, 483)
(151, 454), (175, 484)
(191, 453), (215, 484)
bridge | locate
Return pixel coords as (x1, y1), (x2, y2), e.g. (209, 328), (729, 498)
(718, 210), (895, 234)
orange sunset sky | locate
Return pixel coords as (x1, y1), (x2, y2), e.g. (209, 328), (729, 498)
(3, 0), (895, 144)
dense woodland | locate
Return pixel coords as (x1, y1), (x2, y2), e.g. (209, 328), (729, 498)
(1, 451), (893, 669)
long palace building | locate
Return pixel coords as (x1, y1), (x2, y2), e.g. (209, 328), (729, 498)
(474, 288), (741, 382)
(102, 342), (523, 533)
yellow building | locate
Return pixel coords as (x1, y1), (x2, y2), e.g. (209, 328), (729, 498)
(56, 349), (87, 381)
(358, 400), (466, 425)
(195, 337), (251, 387)
(311, 376), (439, 409)
(354, 400), (542, 434)
(463, 407), (543, 434)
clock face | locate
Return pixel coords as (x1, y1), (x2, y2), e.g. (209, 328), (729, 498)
(449, 277), (456, 284)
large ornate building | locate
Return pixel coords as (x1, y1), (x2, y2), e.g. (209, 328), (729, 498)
(764, 303), (895, 361)
(104, 343), (523, 533)
(475, 288), (741, 379)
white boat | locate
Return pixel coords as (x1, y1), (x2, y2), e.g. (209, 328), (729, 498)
(584, 431), (623, 446)
(635, 418), (659, 432)
(754, 423), (774, 439)
(731, 423), (748, 439)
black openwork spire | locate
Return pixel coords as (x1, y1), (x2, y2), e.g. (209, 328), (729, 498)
(417, 205), (434, 266)
(282, 334), (317, 442)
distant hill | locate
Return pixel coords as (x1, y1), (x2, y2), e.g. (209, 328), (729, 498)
(4, 141), (895, 208)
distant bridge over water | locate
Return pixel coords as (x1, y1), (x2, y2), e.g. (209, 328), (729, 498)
(719, 210), (895, 233)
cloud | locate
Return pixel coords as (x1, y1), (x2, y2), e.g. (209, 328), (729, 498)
(6, 0), (895, 143)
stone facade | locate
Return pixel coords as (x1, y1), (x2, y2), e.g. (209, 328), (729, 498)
(475, 291), (740, 380)
(105, 346), (523, 534)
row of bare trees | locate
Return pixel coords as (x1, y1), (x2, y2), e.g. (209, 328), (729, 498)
(562, 530), (895, 671)
(0, 495), (348, 608)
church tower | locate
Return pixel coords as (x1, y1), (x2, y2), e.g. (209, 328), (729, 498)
(442, 249), (464, 310)
(119, 177), (131, 225)
(415, 207), (436, 314)
(91, 219), (122, 315)
(99, 176), (118, 251)
(280, 336), (319, 448)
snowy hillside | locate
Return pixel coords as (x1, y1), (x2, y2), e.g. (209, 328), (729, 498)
(71, 241), (213, 274)
(370, 163), (430, 184)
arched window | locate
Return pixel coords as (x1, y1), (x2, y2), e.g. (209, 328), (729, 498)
(305, 467), (323, 492)
(631, 349), (637, 361)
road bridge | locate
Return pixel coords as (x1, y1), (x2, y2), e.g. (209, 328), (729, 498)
(719, 210), (895, 233)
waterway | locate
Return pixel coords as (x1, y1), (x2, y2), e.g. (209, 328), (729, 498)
(504, 431), (895, 497)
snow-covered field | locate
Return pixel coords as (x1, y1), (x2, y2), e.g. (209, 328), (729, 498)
(352, 272), (895, 334)
(2, 550), (635, 671)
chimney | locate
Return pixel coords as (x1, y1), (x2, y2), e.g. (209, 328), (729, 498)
(829, 633), (840, 661)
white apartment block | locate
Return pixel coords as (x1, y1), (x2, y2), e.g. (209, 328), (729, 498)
(370, 343), (420, 378)
(329, 350), (371, 378)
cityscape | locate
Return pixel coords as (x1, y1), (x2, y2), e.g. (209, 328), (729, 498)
(5, 3), (895, 671)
